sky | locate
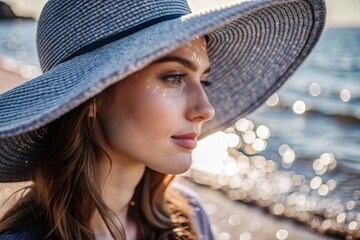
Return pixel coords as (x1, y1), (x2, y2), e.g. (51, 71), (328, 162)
(3, 0), (360, 27)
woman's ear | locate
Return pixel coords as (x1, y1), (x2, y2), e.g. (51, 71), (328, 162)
(88, 99), (97, 118)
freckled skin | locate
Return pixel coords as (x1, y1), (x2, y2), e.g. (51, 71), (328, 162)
(93, 37), (215, 174)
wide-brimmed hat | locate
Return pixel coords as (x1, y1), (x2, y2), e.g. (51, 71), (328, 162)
(0, 0), (326, 182)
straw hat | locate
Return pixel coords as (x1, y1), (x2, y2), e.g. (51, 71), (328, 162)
(0, 0), (326, 182)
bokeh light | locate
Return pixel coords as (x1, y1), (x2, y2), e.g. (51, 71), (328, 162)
(276, 229), (289, 240)
(240, 232), (252, 240)
(318, 184), (329, 196)
(243, 131), (256, 144)
(256, 125), (271, 139)
(266, 93), (279, 107)
(309, 82), (322, 97)
(252, 138), (267, 152)
(310, 176), (322, 189)
(340, 89), (351, 102)
(292, 100), (307, 114)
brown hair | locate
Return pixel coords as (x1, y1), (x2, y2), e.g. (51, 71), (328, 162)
(0, 96), (196, 239)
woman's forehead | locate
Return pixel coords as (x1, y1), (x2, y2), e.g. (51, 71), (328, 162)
(153, 36), (209, 69)
(175, 36), (207, 53)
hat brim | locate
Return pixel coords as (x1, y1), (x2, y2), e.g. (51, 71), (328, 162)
(0, 0), (325, 181)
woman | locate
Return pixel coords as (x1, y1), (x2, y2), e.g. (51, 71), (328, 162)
(0, 0), (325, 239)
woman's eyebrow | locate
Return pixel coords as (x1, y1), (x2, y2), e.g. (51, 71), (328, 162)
(153, 56), (211, 74)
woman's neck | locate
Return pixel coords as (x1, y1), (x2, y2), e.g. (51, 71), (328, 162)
(90, 154), (145, 239)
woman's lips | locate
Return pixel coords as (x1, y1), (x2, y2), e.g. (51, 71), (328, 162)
(171, 132), (199, 150)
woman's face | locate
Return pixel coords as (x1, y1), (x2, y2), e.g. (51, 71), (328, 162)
(94, 37), (215, 174)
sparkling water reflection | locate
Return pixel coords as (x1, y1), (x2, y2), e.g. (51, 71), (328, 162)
(189, 118), (359, 239)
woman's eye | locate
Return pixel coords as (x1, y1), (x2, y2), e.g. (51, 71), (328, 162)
(162, 74), (185, 85)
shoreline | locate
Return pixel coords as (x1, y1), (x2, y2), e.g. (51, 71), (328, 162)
(0, 56), (40, 93)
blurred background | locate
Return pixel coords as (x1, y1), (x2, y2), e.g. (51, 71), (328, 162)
(0, 0), (359, 239)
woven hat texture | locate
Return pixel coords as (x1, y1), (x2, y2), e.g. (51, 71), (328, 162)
(0, 0), (326, 182)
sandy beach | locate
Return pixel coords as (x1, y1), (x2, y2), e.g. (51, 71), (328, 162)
(0, 68), (27, 93)
(0, 56), (40, 93)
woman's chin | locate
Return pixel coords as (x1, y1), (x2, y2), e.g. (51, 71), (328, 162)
(153, 159), (192, 175)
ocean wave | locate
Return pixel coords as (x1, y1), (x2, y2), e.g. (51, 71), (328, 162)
(269, 97), (360, 124)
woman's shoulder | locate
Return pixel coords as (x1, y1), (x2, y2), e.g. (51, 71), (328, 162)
(170, 180), (214, 240)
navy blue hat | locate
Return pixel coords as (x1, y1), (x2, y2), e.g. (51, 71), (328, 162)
(0, 0), (326, 182)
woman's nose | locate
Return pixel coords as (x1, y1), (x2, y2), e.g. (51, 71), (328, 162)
(186, 85), (215, 123)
